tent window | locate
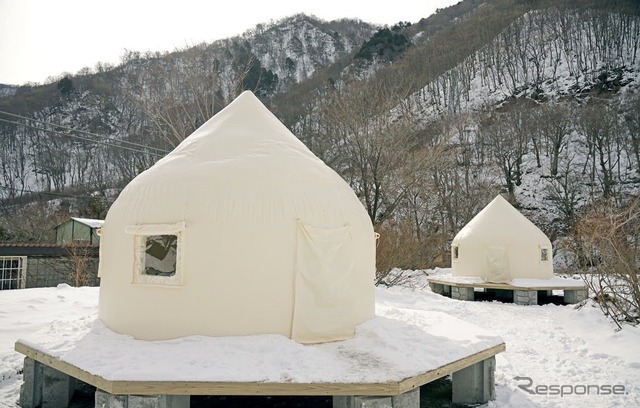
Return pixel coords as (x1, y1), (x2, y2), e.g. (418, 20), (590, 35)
(452, 246), (459, 260)
(126, 222), (185, 286)
(540, 247), (550, 262)
(144, 235), (177, 277)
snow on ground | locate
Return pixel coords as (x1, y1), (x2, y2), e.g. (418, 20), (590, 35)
(0, 284), (97, 407)
(1, 272), (639, 408)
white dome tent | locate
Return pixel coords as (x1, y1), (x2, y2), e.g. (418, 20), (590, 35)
(97, 91), (376, 344)
(451, 194), (553, 283)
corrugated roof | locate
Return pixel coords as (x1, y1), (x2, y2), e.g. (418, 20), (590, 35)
(70, 217), (104, 229)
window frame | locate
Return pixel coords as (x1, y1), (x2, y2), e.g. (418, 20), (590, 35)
(540, 246), (551, 263)
(452, 245), (460, 261)
(125, 222), (186, 286)
(0, 256), (27, 290)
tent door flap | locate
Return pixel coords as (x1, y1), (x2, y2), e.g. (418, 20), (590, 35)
(485, 245), (510, 283)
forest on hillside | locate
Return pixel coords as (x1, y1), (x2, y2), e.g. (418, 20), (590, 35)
(0, 0), (639, 317)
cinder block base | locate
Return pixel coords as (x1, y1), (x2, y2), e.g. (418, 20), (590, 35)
(391, 387), (419, 408)
(451, 286), (474, 301)
(430, 282), (445, 295)
(333, 395), (392, 408)
(95, 389), (127, 408)
(95, 390), (190, 408)
(452, 356), (495, 404)
(514, 290), (538, 305)
(42, 365), (76, 408)
(430, 283), (452, 297)
(564, 289), (588, 304)
(333, 388), (419, 408)
(20, 357), (43, 408)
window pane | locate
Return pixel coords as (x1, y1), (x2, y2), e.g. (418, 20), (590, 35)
(541, 248), (549, 262)
(144, 235), (177, 277)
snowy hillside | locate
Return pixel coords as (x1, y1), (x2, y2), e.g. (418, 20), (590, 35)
(411, 7), (640, 116)
(249, 15), (377, 86)
(1, 272), (639, 408)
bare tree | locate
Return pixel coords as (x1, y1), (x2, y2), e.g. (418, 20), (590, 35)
(66, 244), (93, 287)
(0, 201), (69, 243)
(536, 104), (572, 177)
(318, 73), (437, 226)
(481, 111), (528, 198)
(623, 95), (640, 173)
(579, 102), (622, 199)
(123, 48), (221, 148)
(571, 196), (640, 328)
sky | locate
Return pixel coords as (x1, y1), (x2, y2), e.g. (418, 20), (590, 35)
(0, 0), (461, 86)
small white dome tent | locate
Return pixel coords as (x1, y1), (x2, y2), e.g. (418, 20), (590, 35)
(451, 195), (553, 283)
(97, 91), (375, 344)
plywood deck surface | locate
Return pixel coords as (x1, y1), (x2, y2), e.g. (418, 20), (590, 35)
(15, 313), (504, 396)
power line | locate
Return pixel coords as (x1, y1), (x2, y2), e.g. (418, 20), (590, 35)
(0, 110), (170, 156)
(0, 117), (167, 157)
(0, 185), (114, 201)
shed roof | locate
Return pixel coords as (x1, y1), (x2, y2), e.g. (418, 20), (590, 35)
(69, 218), (104, 229)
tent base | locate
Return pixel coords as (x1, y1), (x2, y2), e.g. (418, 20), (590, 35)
(15, 318), (504, 408)
(428, 275), (588, 305)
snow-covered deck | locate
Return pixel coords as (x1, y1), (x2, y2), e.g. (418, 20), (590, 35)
(15, 313), (504, 406)
(427, 272), (589, 305)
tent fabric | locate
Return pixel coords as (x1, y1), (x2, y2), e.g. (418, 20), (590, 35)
(97, 91), (375, 343)
(292, 220), (359, 343)
(451, 195), (553, 283)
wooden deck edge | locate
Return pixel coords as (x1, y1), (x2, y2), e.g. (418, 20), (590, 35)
(14, 340), (505, 396)
(427, 278), (587, 291)
(15, 341), (116, 394)
(397, 342), (506, 394)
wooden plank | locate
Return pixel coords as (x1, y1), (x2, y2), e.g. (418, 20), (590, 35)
(109, 381), (402, 396)
(428, 278), (586, 291)
(15, 342), (115, 394)
(398, 343), (506, 394)
(15, 340), (505, 397)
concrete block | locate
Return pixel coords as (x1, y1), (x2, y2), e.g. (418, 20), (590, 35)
(20, 357), (43, 408)
(333, 396), (353, 408)
(391, 387), (419, 408)
(128, 395), (190, 408)
(333, 388), (418, 407)
(95, 389), (127, 408)
(514, 290), (538, 305)
(333, 396), (393, 408)
(452, 356), (496, 404)
(430, 282), (445, 295)
(42, 365), (76, 408)
(94, 391), (190, 408)
(358, 396), (393, 408)
(451, 286), (474, 301)
(564, 289), (588, 304)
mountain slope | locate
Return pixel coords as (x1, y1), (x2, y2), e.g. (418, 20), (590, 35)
(0, 0), (639, 280)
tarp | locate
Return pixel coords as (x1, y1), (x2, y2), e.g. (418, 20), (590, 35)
(451, 195), (553, 283)
(97, 91), (375, 343)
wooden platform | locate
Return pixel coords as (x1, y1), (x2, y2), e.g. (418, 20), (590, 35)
(427, 274), (589, 305)
(15, 341), (504, 396)
(15, 314), (505, 407)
